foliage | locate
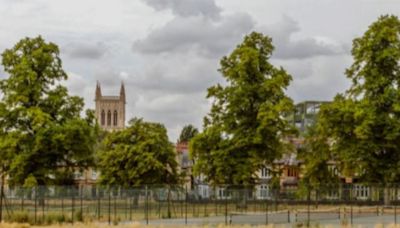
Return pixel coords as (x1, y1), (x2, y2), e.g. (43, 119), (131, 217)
(298, 122), (339, 190)
(190, 32), (296, 186)
(317, 15), (400, 184)
(0, 36), (98, 185)
(178, 124), (198, 143)
(97, 118), (179, 187)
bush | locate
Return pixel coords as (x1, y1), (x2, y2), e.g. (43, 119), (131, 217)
(7, 211), (30, 223)
(75, 209), (83, 222)
(45, 213), (66, 224)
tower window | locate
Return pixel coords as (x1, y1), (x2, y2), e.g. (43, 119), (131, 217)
(114, 110), (118, 126)
(101, 110), (105, 126)
(107, 110), (111, 126)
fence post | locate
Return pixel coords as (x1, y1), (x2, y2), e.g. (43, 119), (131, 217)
(125, 189), (128, 220)
(224, 188), (228, 225)
(274, 188), (278, 211)
(61, 187), (64, 216)
(185, 185), (187, 225)
(214, 187), (217, 216)
(145, 185), (149, 225)
(307, 188), (311, 226)
(395, 185), (397, 225)
(265, 198), (268, 225)
(80, 186), (83, 219)
(42, 186), (45, 223)
(21, 187), (24, 211)
(114, 189), (117, 223)
(34, 186), (37, 224)
(108, 188), (111, 225)
(350, 185), (353, 225)
(71, 187), (75, 224)
(129, 189), (133, 221)
(97, 187), (101, 220)
(144, 187), (147, 224)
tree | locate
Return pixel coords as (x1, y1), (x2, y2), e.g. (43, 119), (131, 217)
(190, 32), (295, 186)
(97, 118), (179, 187)
(178, 124), (198, 143)
(317, 15), (400, 191)
(0, 36), (98, 186)
(297, 123), (339, 193)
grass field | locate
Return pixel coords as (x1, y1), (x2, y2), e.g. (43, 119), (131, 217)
(1, 223), (400, 228)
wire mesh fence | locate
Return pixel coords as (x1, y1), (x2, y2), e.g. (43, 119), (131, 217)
(0, 184), (399, 225)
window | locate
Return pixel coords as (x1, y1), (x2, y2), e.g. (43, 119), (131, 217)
(101, 110), (105, 126)
(218, 188), (230, 199)
(287, 167), (298, 177)
(261, 168), (271, 178)
(107, 110), (111, 126)
(74, 171), (83, 180)
(258, 184), (270, 199)
(113, 110), (118, 126)
(354, 185), (370, 199)
(328, 165), (339, 176)
(92, 170), (97, 180)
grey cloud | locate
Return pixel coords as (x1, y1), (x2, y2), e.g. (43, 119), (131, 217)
(133, 92), (208, 140)
(128, 53), (220, 94)
(265, 16), (345, 59)
(286, 55), (352, 103)
(133, 13), (254, 57)
(93, 67), (124, 87)
(271, 58), (313, 80)
(142, 0), (221, 19)
(64, 42), (107, 59)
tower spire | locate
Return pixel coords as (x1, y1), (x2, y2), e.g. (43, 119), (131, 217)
(95, 81), (102, 101)
(120, 81), (126, 103)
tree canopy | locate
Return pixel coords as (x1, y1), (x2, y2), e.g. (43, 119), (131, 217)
(178, 124), (198, 143)
(297, 123), (339, 190)
(311, 15), (400, 185)
(0, 36), (98, 186)
(97, 118), (179, 187)
(190, 32), (295, 186)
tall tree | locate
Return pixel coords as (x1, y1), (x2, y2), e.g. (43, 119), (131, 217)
(0, 36), (98, 186)
(318, 15), (400, 186)
(97, 118), (179, 187)
(190, 32), (295, 186)
(178, 124), (198, 143)
(298, 123), (339, 191)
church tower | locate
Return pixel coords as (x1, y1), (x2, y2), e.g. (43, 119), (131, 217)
(95, 81), (126, 131)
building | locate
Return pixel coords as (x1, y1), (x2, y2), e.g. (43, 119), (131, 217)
(289, 101), (330, 134)
(74, 82), (127, 189)
(95, 81), (126, 131)
(176, 142), (210, 199)
(275, 101), (331, 192)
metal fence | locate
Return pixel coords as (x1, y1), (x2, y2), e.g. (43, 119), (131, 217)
(0, 184), (400, 225)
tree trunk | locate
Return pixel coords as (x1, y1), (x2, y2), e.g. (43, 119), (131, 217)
(384, 186), (391, 206)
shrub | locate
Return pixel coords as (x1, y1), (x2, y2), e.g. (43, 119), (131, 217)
(75, 209), (83, 222)
(7, 211), (30, 223)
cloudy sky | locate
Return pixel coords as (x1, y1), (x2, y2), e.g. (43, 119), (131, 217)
(0, 0), (399, 140)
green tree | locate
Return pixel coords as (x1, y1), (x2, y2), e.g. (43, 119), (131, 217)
(298, 123), (339, 193)
(0, 36), (98, 186)
(190, 32), (295, 186)
(178, 124), (198, 143)
(97, 118), (179, 187)
(317, 15), (400, 189)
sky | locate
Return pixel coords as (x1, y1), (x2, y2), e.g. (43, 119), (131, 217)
(0, 0), (399, 141)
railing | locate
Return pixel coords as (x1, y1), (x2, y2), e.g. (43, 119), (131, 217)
(0, 184), (399, 225)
